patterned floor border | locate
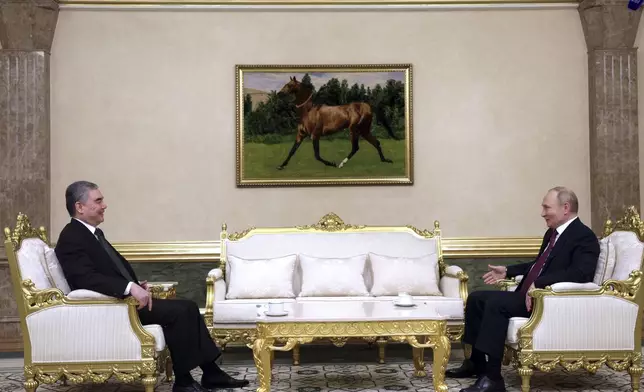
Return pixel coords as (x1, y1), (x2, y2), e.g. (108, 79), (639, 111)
(0, 362), (640, 392)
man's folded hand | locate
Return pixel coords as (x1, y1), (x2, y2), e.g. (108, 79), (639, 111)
(130, 283), (153, 311)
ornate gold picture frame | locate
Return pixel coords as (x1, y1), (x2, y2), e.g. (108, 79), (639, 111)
(236, 64), (413, 187)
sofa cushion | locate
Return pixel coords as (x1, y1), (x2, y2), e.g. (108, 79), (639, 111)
(368, 253), (441, 296)
(506, 317), (529, 345)
(142, 324), (166, 352)
(226, 254), (297, 299)
(298, 254), (370, 297)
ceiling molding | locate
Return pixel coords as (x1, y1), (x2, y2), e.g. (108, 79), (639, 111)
(58, 0), (579, 10)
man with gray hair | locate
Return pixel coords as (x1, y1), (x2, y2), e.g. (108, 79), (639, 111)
(446, 187), (599, 392)
(55, 181), (248, 392)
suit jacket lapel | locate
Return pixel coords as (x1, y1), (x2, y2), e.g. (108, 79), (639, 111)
(71, 219), (101, 247)
(543, 218), (579, 268)
(70, 219), (125, 276)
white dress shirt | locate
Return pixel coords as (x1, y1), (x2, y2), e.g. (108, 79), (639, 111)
(553, 215), (578, 244)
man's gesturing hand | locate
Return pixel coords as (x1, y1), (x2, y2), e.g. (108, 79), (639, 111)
(525, 283), (536, 311)
(482, 265), (507, 285)
(130, 283), (153, 311)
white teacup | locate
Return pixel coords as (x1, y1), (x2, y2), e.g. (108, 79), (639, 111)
(397, 292), (413, 305)
(268, 301), (284, 314)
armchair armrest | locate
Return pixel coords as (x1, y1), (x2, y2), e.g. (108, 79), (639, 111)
(20, 280), (157, 363)
(147, 281), (178, 299)
(67, 289), (115, 300)
(205, 268), (226, 327)
(439, 264), (468, 299)
(549, 282), (601, 292)
(517, 274), (641, 351)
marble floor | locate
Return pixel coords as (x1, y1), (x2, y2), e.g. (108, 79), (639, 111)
(0, 345), (641, 392)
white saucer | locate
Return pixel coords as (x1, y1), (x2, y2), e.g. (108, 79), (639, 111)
(264, 310), (289, 317)
(393, 301), (416, 307)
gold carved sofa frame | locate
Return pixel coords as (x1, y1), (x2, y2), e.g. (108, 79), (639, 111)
(203, 213), (469, 364)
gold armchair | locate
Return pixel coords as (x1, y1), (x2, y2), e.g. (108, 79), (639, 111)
(3, 213), (173, 392)
(502, 206), (644, 392)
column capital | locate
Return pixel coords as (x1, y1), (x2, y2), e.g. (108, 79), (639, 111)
(579, 0), (642, 50)
(0, 0), (59, 51)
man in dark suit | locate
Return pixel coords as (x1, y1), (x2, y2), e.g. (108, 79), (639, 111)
(446, 186), (600, 392)
(55, 181), (249, 392)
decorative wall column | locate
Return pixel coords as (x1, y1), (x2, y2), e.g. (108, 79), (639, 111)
(0, 0), (58, 351)
(579, 0), (642, 233)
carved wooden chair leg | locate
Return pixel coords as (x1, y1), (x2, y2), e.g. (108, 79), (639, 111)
(463, 343), (472, 360)
(24, 377), (38, 392)
(518, 366), (532, 392)
(166, 355), (174, 382)
(293, 343), (301, 366)
(628, 363), (643, 392)
(376, 338), (387, 364)
(502, 346), (512, 366)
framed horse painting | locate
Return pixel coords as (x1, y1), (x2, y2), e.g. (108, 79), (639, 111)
(235, 64), (413, 187)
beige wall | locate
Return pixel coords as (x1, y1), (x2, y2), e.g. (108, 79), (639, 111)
(50, 8), (589, 242)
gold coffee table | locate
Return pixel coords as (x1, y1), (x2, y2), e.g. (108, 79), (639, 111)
(252, 301), (450, 392)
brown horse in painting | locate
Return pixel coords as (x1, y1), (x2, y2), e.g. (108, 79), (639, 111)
(276, 76), (398, 170)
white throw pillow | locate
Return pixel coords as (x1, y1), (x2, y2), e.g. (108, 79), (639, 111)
(298, 254), (370, 297)
(369, 253), (442, 296)
(226, 254), (297, 299)
(610, 233), (644, 281)
(44, 246), (72, 295)
(593, 237), (616, 285)
(16, 238), (53, 290)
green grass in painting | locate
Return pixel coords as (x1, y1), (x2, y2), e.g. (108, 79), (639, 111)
(243, 139), (407, 180)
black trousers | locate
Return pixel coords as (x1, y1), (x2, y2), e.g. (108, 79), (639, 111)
(462, 290), (530, 360)
(138, 298), (221, 374)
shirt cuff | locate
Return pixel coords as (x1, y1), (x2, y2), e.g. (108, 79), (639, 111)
(124, 282), (134, 295)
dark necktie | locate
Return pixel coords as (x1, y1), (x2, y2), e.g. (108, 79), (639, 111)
(95, 228), (134, 282)
(519, 229), (558, 296)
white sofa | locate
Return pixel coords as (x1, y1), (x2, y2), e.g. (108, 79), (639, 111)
(204, 213), (469, 364)
(3, 213), (172, 392)
(500, 206), (644, 392)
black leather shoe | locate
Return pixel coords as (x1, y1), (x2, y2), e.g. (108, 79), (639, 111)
(459, 375), (506, 392)
(173, 381), (213, 392)
(202, 373), (249, 389)
(446, 359), (481, 378)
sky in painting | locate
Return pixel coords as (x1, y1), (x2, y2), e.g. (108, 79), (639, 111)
(243, 71), (405, 93)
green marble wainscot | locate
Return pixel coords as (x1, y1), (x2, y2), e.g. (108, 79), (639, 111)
(129, 262), (217, 307)
(448, 258), (534, 292)
(129, 258), (535, 307)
